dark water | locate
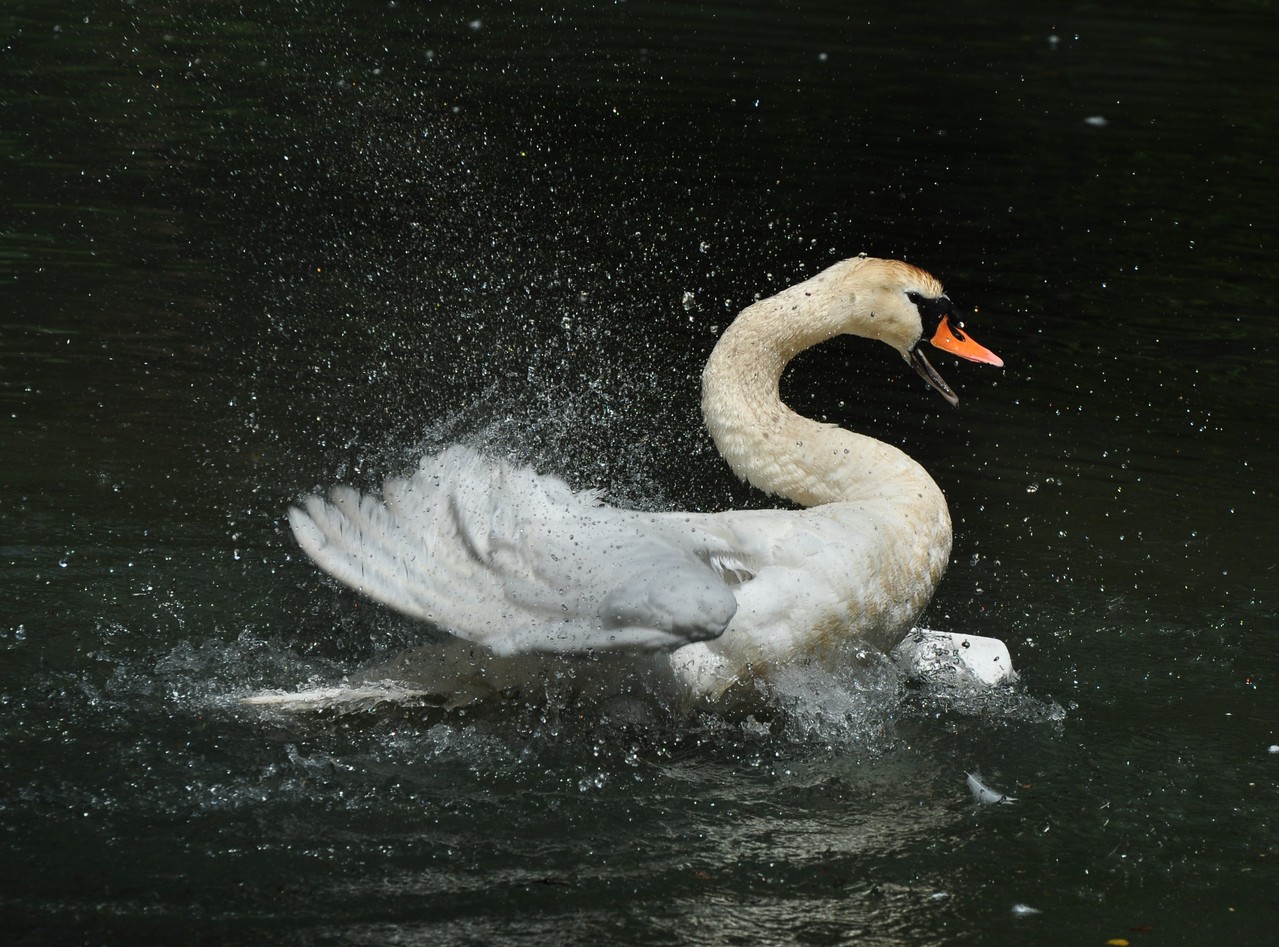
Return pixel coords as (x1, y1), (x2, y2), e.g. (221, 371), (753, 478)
(3, 1), (1277, 943)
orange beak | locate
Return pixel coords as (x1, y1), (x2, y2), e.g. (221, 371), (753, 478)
(930, 315), (1003, 368)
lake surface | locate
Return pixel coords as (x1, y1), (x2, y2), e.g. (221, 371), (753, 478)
(3, 1), (1277, 944)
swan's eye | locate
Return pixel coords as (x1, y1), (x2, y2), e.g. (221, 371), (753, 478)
(906, 291), (952, 326)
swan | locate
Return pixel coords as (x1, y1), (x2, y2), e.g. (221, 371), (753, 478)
(283, 256), (1003, 702)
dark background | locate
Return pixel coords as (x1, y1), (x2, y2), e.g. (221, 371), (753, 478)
(3, 2), (1276, 944)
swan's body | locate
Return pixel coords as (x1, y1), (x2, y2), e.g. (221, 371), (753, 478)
(285, 257), (1001, 702)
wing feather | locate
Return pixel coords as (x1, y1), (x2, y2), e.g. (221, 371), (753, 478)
(289, 446), (737, 654)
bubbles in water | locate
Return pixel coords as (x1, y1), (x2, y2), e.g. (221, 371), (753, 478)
(577, 772), (608, 792)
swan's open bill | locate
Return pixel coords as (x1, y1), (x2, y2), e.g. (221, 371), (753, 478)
(906, 292), (1003, 406)
(277, 257), (1008, 704)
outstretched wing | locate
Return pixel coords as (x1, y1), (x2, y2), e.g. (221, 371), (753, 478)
(288, 446), (738, 655)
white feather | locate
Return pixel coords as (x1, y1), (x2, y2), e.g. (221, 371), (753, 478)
(966, 772), (1017, 805)
(289, 446), (738, 656)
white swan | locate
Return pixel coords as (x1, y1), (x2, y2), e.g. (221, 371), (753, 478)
(285, 256), (1002, 701)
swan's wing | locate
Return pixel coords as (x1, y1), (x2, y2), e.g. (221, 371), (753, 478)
(288, 446), (737, 655)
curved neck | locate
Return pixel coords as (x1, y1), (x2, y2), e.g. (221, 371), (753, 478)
(701, 268), (940, 508)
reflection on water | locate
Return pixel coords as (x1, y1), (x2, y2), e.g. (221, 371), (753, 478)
(3, 0), (1279, 943)
(12, 620), (1065, 942)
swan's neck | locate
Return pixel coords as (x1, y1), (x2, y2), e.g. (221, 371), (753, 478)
(701, 267), (941, 509)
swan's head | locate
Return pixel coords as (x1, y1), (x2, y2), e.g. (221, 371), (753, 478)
(843, 258), (1003, 407)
